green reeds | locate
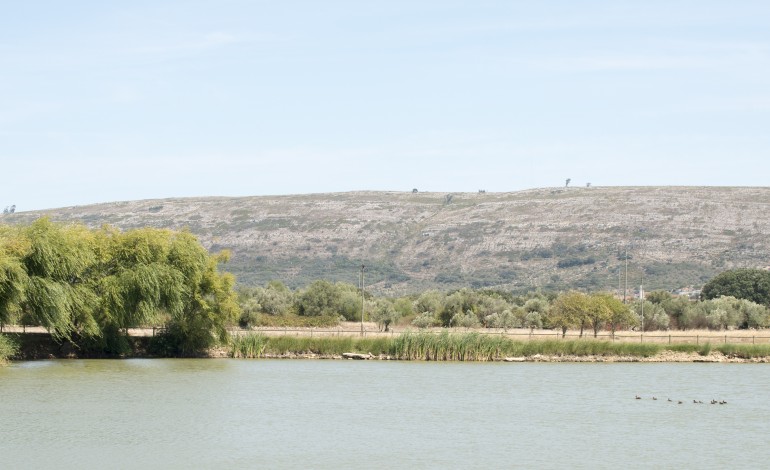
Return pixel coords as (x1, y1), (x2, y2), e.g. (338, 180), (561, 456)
(389, 332), (663, 361)
(716, 343), (770, 358)
(229, 334), (268, 358)
(229, 334), (392, 357)
(227, 332), (770, 361)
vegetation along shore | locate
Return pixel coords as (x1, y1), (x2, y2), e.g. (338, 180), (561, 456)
(3, 218), (770, 363)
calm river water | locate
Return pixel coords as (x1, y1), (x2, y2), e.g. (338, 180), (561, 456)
(1, 359), (769, 469)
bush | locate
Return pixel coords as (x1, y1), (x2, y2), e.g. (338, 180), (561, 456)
(412, 312), (437, 329)
(0, 334), (19, 363)
(451, 311), (480, 329)
(239, 310), (261, 328)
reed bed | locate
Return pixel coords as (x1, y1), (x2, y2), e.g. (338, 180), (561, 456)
(715, 343), (770, 358)
(227, 332), (770, 361)
(229, 334), (269, 358)
(390, 332), (662, 360)
(665, 342), (770, 357)
(230, 334), (391, 357)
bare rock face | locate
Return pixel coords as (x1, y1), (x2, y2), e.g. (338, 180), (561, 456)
(6, 187), (770, 293)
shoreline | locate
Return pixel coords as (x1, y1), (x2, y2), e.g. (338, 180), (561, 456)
(218, 350), (770, 363)
(5, 331), (770, 363)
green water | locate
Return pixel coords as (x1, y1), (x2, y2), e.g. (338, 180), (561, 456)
(1, 360), (769, 469)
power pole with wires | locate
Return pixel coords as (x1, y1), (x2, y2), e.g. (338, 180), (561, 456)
(360, 264), (365, 337)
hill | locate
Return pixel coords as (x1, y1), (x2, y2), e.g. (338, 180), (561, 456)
(4, 186), (770, 295)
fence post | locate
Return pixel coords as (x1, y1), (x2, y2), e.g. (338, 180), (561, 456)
(640, 334), (643, 343)
(696, 335), (699, 345)
(724, 335), (727, 345)
(753, 336), (755, 345)
(669, 334), (671, 345)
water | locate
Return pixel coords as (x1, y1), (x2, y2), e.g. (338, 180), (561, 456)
(2, 360), (770, 469)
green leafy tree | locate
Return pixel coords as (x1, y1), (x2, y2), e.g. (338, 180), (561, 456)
(585, 293), (612, 338)
(295, 280), (361, 320)
(646, 290), (673, 304)
(548, 291), (591, 338)
(0, 226), (29, 326)
(337, 283), (363, 322)
(633, 300), (670, 331)
(296, 280), (342, 317)
(415, 290), (444, 317)
(411, 312), (436, 328)
(371, 299), (400, 331)
(1, 220), (239, 355)
(160, 233), (239, 355)
(701, 269), (770, 306)
(598, 293), (637, 336)
(486, 308), (520, 331)
(17, 219), (100, 339)
(659, 296), (693, 330)
(392, 297), (414, 318)
(451, 310), (480, 329)
(523, 311), (543, 331)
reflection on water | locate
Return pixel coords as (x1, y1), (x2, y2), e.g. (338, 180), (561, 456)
(1, 360), (769, 469)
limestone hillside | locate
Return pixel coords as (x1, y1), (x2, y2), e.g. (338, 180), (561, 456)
(4, 186), (770, 295)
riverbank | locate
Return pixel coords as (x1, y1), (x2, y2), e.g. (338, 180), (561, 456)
(218, 350), (769, 363)
(5, 331), (770, 363)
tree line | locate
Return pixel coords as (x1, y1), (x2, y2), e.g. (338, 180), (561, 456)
(4, 219), (770, 359)
(238, 269), (770, 334)
(0, 218), (238, 355)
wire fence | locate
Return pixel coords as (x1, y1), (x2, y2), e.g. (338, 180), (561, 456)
(228, 327), (770, 345)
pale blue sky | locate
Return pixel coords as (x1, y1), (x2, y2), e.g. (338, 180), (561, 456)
(2, 1), (769, 211)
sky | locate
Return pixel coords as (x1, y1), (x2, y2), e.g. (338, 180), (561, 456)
(2, 1), (769, 211)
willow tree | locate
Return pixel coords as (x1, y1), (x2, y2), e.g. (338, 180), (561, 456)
(84, 227), (185, 352)
(92, 227), (238, 354)
(1, 219), (239, 355)
(16, 218), (101, 339)
(0, 226), (29, 326)
(160, 231), (239, 355)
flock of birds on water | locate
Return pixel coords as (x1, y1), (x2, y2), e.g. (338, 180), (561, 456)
(635, 395), (727, 405)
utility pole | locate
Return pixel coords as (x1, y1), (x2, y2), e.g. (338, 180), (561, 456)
(623, 248), (628, 304)
(360, 264), (365, 337)
(639, 268), (644, 333)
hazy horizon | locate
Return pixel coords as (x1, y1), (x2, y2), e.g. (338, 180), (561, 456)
(3, 1), (769, 211)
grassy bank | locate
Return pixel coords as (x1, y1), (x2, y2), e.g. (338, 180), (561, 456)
(0, 334), (19, 364)
(229, 331), (667, 360)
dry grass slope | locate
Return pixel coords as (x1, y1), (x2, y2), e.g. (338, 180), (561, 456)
(4, 186), (770, 294)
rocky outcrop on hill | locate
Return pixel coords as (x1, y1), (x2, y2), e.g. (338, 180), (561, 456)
(4, 186), (770, 294)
